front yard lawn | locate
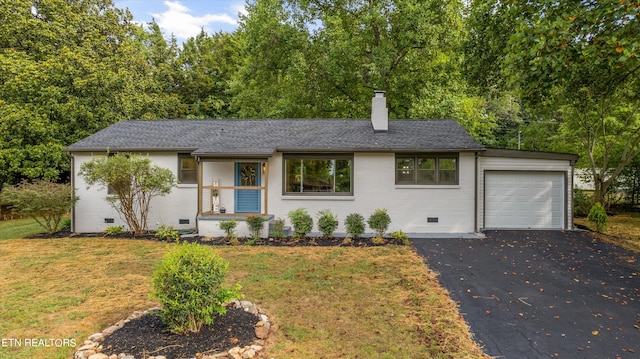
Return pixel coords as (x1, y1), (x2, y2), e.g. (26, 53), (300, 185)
(0, 238), (487, 359)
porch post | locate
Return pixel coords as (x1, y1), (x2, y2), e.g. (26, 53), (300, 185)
(263, 161), (269, 216)
(197, 159), (203, 215)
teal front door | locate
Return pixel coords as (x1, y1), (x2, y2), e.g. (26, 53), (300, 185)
(235, 162), (261, 213)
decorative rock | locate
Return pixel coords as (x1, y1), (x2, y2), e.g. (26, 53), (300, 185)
(87, 354), (109, 359)
(241, 348), (256, 358)
(255, 326), (269, 339)
(102, 325), (121, 335)
(88, 333), (104, 342)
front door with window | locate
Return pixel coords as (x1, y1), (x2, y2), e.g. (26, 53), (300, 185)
(234, 162), (261, 213)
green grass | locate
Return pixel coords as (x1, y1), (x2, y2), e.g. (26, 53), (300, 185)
(0, 236), (487, 359)
(575, 211), (640, 254)
(0, 217), (46, 240)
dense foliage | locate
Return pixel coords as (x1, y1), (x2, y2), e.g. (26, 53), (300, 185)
(151, 244), (242, 334)
(2, 0), (640, 198)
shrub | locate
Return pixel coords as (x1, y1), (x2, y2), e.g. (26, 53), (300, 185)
(371, 236), (386, 245)
(151, 244), (242, 334)
(0, 180), (78, 234)
(60, 218), (71, 229)
(218, 220), (237, 239)
(245, 215), (266, 240)
(345, 213), (365, 239)
(368, 208), (391, 239)
(389, 230), (410, 246)
(317, 209), (338, 238)
(156, 225), (180, 242)
(587, 202), (608, 233)
(269, 218), (286, 239)
(104, 225), (124, 236)
(288, 208), (313, 239)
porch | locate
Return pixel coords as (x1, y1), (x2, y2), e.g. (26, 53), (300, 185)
(196, 158), (270, 217)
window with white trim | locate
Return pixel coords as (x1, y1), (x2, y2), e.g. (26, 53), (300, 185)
(284, 154), (352, 195)
(178, 154), (197, 184)
(396, 154), (458, 185)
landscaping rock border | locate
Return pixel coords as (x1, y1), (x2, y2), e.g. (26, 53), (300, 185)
(74, 300), (273, 359)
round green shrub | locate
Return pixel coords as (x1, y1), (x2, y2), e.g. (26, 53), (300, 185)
(368, 208), (391, 239)
(345, 213), (365, 239)
(150, 243), (242, 334)
(288, 208), (313, 239)
(587, 202), (608, 233)
(317, 209), (338, 238)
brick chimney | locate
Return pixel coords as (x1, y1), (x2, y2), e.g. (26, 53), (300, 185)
(371, 90), (388, 133)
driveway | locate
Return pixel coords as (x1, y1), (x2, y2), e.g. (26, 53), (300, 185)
(412, 230), (640, 359)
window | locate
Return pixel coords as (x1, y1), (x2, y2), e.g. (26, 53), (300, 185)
(284, 154), (352, 195)
(178, 154), (197, 184)
(396, 155), (458, 185)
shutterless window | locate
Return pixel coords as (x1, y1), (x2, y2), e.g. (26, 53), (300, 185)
(284, 155), (352, 195)
(396, 155), (458, 185)
(178, 154), (197, 184)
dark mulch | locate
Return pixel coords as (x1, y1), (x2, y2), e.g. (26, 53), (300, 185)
(27, 229), (394, 247)
(101, 307), (259, 359)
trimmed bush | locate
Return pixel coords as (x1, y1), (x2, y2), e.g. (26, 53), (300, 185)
(368, 208), (391, 239)
(269, 218), (286, 239)
(288, 208), (313, 239)
(587, 202), (608, 233)
(150, 244), (242, 334)
(345, 213), (365, 239)
(317, 209), (339, 238)
(219, 220), (237, 239)
(245, 215), (266, 240)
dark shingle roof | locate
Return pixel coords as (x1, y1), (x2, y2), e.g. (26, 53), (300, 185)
(66, 119), (484, 155)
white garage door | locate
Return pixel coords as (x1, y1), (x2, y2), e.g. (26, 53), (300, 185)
(485, 171), (565, 229)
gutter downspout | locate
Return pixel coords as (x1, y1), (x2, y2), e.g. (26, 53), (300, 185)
(69, 153), (76, 233)
(474, 151), (479, 233)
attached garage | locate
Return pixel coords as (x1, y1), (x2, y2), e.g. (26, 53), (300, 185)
(484, 171), (565, 229)
(478, 149), (579, 231)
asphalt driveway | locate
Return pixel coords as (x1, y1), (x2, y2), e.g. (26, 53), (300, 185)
(412, 230), (639, 359)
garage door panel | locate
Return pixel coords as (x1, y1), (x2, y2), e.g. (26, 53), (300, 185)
(485, 171), (564, 229)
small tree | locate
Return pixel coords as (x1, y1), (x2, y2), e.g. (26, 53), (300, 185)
(79, 153), (176, 234)
(1, 180), (78, 234)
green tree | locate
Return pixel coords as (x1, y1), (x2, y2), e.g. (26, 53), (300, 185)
(79, 153), (177, 234)
(176, 30), (242, 118)
(0, 0), (182, 186)
(465, 0), (640, 205)
(232, 0), (483, 132)
(1, 180), (78, 234)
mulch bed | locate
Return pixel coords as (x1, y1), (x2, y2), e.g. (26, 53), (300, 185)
(101, 307), (259, 359)
(28, 229), (393, 247)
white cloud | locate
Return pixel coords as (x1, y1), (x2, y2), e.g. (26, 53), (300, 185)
(151, 1), (238, 40)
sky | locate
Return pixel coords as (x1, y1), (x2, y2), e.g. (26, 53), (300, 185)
(113, 0), (246, 41)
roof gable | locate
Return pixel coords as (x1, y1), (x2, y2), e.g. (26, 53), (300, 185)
(66, 119), (485, 155)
